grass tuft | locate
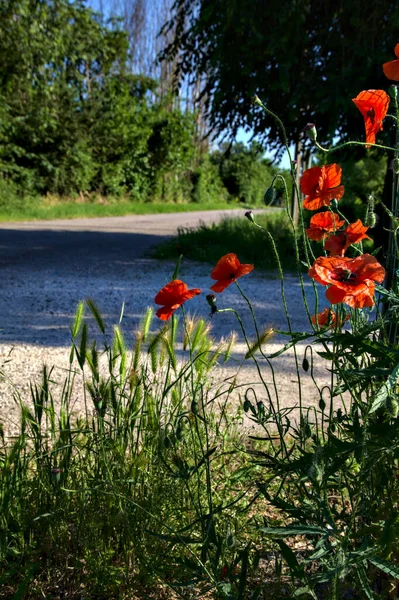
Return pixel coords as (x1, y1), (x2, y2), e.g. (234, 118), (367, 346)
(154, 210), (297, 271)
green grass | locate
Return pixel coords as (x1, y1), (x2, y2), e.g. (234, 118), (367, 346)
(154, 209), (298, 271)
(0, 199), (241, 222)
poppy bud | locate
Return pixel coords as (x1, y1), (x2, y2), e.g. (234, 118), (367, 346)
(256, 401), (265, 416)
(51, 468), (62, 484)
(206, 294), (217, 307)
(365, 194), (377, 228)
(245, 210), (255, 223)
(191, 400), (199, 414)
(319, 397), (326, 412)
(264, 186), (276, 205)
(389, 85), (398, 102)
(330, 198), (339, 210)
(392, 158), (399, 175)
(302, 357), (310, 372)
(304, 123), (317, 142)
(251, 94), (262, 107)
(206, 294), (218, 314)
(243, 398), (251, 412)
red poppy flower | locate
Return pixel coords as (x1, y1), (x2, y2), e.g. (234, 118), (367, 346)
(308, 254), (385, 309)
(300, 164), (345, 211)
(311, 307), (348, 329)
(352, 90), (390, 147)
(325, 219), (371, 256)
(383, 44), (399, 81)
(154, 280), (201, 320)
(210, 253), (254, 293)
(306, 211), (345, 241)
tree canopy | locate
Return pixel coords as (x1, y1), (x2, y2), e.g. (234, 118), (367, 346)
(162, 0), (399, 157)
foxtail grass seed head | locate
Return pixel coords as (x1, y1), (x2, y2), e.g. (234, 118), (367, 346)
(245, 326), (275, 359)
(304, 122), (317, 142)
(245, 210), (255, 223)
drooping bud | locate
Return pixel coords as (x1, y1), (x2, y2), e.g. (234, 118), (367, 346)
(206, 294), (217, 307)
(243, 398), (251, 412)
(392, 157), (399, 175)
(263, 186), (276, 206)
(330, 198), (339, 211)
(302, 357), (310, 372)
(303, 123), (317, 142)
(51, 468), (62, 484)
(206, 294), (218, 315)
(245, 210), (255, 223)
(251, 94), (262, 107)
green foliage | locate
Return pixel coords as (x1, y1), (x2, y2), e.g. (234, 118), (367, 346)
(154, 210), (297, 270)
(162, 0), (399, 156)
(0, 306), (246, 598)
(191, 153), (229, 204)
(214, 142), (279, 204)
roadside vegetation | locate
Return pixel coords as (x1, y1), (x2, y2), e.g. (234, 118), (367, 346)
(154, 210), (298, 272)
(1, 1), (399, 599)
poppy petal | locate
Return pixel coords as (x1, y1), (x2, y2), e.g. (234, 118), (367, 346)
(325, 233), (347, 256)
(300, 166), (323, 196)
(210, 279), (233, 293)
(211, 253), (241, 281)
(324, 164), (343, 189)
(154, 280), (188, 306)
(326, 286), (347, 304)
(236, 264), (254, 278)
(156, 306), (177, 321)
(181, 288), (201, 302)
(352, 90), (390, 147)
(303, 186), (344, 211)
(383, 58), (399, 81)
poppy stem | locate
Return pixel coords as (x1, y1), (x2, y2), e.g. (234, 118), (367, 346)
(314, 139), (397, 154)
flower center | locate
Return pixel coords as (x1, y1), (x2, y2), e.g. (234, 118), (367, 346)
(366, 107), (375, 123)
(332, 268), (357, 283)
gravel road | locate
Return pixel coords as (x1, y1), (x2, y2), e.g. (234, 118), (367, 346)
(0, 209), (331, 435)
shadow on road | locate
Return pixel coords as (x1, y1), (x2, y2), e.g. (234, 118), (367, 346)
(0, 227), (169, 268)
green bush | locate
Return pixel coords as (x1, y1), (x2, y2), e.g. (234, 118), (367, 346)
(213, 142), (278, 205)
(191, 154), (229, 204)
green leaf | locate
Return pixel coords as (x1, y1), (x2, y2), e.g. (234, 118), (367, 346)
(277, 539), (302, 576)
(369, 362), (399, 414)
(259, 525), (328, 537)
(368, 556), (399, 579)
(355, 563), (374, 600)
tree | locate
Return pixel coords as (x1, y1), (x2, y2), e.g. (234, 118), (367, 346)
(161, 0), (399, 157)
